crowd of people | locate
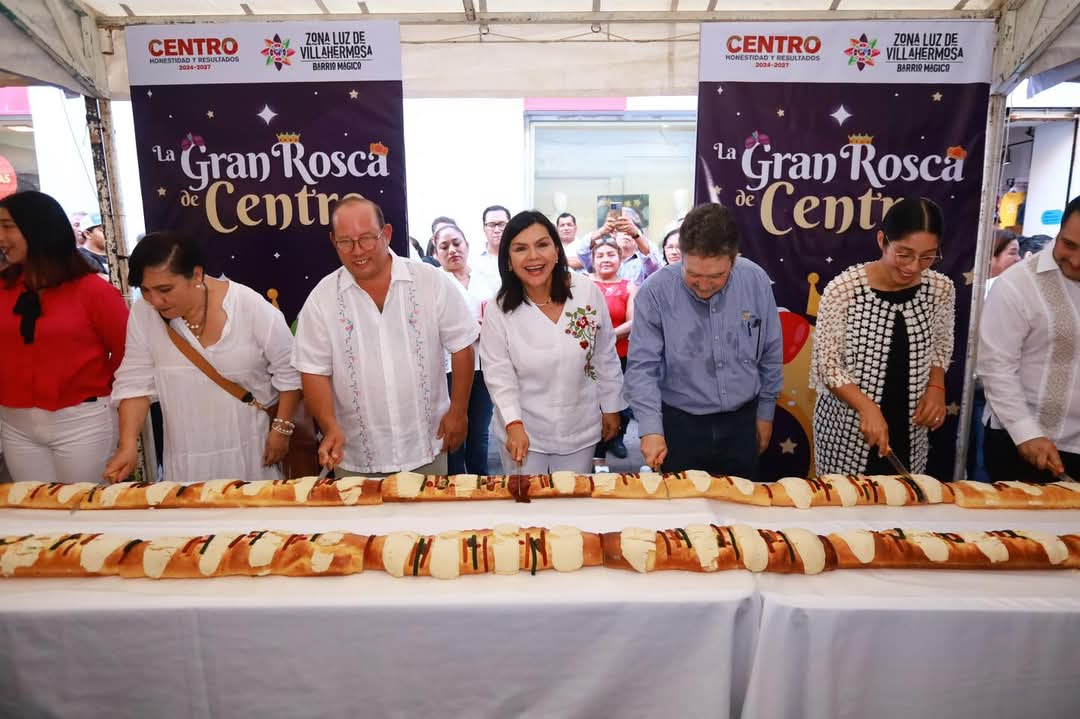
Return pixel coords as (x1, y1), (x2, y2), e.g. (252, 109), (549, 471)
(0, 187), (1077, 486)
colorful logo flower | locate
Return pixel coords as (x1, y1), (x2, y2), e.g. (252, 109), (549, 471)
(261, 34), (296, 71)
(843, 34), (880, 71)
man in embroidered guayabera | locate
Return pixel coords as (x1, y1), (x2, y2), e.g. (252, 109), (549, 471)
(292, 197), (479, 478)
(978, 195), (1080, 483)
(625, 202), (783, 481)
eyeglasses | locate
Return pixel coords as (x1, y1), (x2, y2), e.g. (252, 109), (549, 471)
(484, 221), (508, 230)
(333, 230), (383, 252)
(892, 248), (943, 267)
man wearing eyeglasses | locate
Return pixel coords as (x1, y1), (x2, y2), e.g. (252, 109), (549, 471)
(474, 204), (510, 280)
(292, 197), (480, 478)
(978, 195), (1080, 483)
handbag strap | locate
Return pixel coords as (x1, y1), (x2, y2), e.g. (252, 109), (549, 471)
(163, 321), (267, 411)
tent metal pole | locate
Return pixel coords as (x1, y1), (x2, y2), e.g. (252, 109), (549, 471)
(84, 95), (157, 483)
(953, 92), (1007, 482)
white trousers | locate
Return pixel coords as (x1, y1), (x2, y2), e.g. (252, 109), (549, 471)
(0, 399), (117, 484)
(497, 445), (595, 475)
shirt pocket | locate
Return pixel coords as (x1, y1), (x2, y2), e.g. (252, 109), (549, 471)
(737, 312), (762, 364)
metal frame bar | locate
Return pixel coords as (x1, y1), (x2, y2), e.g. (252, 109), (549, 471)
(96, 9), (994, 29)
(953, 92), (1008, 482)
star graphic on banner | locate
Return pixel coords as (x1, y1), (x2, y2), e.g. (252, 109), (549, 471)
(713, 185), (722, 195)
(946, 402), (960, 416)
(716, 86), (724, 95)
(780, 258), (785, 262)
(156, 187), (166, 197)
(206, 110), (214, 119)
(257, 104), (278, 125)
(780, 438), (798, 454)
(829, 105), (853, 126)
(894, 92), (900, 97)
(349, 89), (359, 99)
(776, 108), (785, 117)
(736, 112), (741, 116)
(146, 89), (153, 98)
(273, 252), (281, 259)
(932, 91), (943, 102)
(825, 256), (833, 263)
(963, 270), (974, 286)
(344, 132), (348, 137)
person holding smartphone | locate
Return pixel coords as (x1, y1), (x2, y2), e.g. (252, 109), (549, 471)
(577, 204), (658, 286)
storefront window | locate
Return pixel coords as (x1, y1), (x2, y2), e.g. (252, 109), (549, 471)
(529, 115), (696, 243)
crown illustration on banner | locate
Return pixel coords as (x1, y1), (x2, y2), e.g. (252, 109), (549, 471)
(276, 132), (301, 144)
(946, 145), (967, 160)
(369, 141), (389, 156)
(847, 133), (873, 145)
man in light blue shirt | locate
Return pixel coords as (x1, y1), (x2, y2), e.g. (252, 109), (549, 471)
(625, 203), (783, 480)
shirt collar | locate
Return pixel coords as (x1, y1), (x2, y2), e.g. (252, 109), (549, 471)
(336, 252), (412, 295)
(1035, 239), (1059, 274)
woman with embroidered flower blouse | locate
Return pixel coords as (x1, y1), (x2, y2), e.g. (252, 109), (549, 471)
(810, 197), (956, 476)
(479, 210), (626, 474)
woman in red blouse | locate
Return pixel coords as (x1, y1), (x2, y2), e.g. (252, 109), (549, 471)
(0, 191), (128, 484)
(590, 236), (636, 460)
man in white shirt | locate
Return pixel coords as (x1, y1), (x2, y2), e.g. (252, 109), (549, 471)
(293, 198), (479, 477)
(978, 196), (1080, 482)
(473, 205), (509, 279)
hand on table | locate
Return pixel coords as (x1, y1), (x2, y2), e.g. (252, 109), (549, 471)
(505, 423), (530, 465)
(640, 433), (668, 471)
(317, 424), (345, 470)
(858, 404), (891, 457)
(1017, 437), (1065, 475)
(102, 443), (137, 483)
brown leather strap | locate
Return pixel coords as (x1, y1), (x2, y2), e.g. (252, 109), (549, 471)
(164, 321), (266, 411)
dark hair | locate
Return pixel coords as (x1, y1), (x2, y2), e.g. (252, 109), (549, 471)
(678, 203), (739, 259)
(1063, 195), (1080, 227)
(496, 210), (572, 312)
(329, 196), (384, 230)
(0, 190), (93, 290)
(433, 223), (468, 248)
(127, 231), (205, 288)
(590, 235), (621, 260)
(662, 228), (680, 265)
(879, 197), (944, 246)
(556, 212), (576, 225)
(1019, 234), (1052, 257)
(992, 229), (1018, 258)
(482, 205), (510, 224)
(430, 215), (456, 234)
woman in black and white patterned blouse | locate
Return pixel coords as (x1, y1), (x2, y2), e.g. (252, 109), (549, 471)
(810, 198), (955, 475)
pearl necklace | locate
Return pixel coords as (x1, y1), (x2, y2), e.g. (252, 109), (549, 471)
(184, 283), (209, 336)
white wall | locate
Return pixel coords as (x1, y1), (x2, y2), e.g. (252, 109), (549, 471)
(402, 98), (525, 252)
(1023, 120), (1077, 236)
(28, 86), (98, 218)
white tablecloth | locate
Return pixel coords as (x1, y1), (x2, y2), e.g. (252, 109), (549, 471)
(1, 498), (1079, 719)
(0, 499), (756, 719)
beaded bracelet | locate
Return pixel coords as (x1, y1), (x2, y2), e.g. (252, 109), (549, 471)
(272, 418), (296, 436)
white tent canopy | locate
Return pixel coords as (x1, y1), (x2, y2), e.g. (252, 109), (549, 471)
(0, 0), (1076, 99)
